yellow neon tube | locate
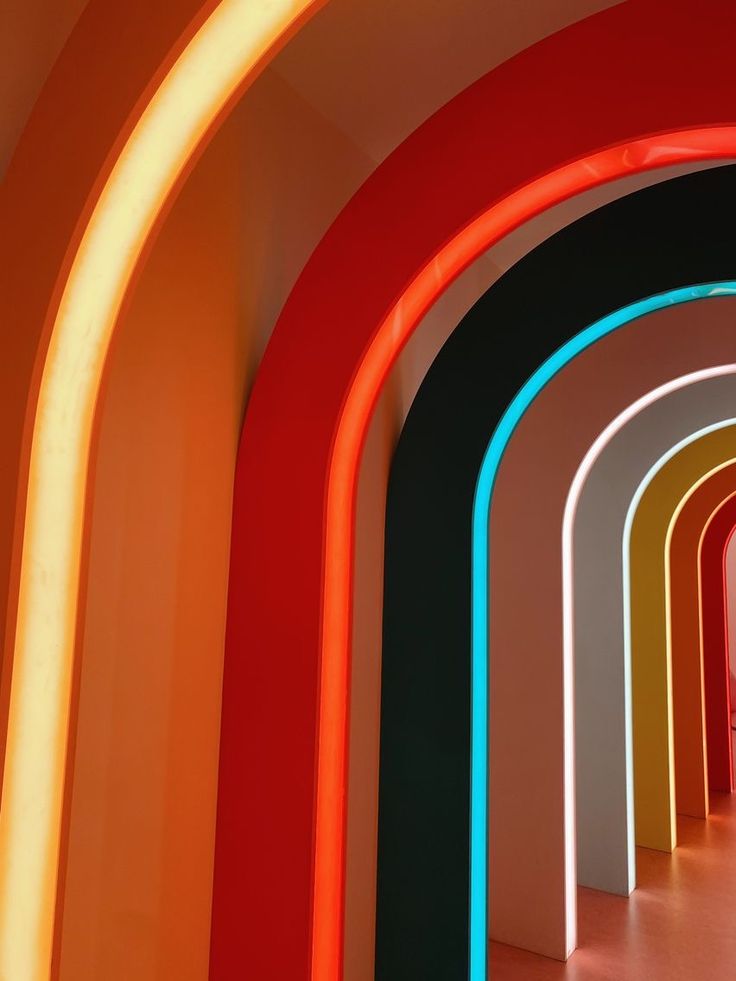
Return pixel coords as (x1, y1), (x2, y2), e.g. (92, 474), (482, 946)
(0, 2), (321, 976)
(626, 424), (736, 852)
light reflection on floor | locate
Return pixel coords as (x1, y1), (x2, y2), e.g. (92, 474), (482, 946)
(490, 794), (736, 979)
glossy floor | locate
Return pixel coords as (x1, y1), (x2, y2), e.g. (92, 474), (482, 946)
(490, 794), (736, 980)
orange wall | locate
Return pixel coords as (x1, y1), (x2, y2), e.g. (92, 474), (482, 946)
(21, 2), (621, 976)
(57, 96), (245, 981)
(58, 68), (373, 979)
(62, 88), (705, 981)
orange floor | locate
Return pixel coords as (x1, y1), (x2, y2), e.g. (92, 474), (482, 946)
(490, 793), (736, 980)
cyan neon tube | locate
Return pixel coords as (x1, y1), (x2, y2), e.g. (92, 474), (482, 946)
(469, 281), (736, 981)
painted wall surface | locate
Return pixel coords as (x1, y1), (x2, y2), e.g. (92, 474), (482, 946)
(575, 397), (736, 852)
(492, 302), (736, 895)
(351, 163), (724, 970)
(698, 497), (736, 791)
(58, 101), (245, 981)
(628, 427), (736, 849)
(0, 0), (90, 176)
(273, 0), (618, 162)
(0, 0), (728, 972)
(58, 67), (373, 980)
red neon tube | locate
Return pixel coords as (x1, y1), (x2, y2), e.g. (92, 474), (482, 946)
(211, 3), (736, 977)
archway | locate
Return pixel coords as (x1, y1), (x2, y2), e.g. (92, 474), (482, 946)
(219, 17), (736, 960)
(699, 496), (736, 791)
(379, 166), (736, 975)
(4, 3), (736, 976)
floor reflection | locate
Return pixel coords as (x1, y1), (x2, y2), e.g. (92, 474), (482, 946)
(490, 794), (736, 979)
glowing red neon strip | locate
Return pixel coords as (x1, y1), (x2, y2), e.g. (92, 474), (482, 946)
(213, 9), (736, 976)
(314, 128), (736, 978)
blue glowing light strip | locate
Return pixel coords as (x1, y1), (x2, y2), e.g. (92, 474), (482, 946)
(469, 281), (736, 981)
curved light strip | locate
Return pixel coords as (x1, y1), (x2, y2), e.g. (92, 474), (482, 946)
(623, 425), (736, 637)
(622, 427), (736, 832)
(698, 492), (736, 790)
(562, 362), (736, 893)
(469, 283), (736, 977)
(0, 1), (323, 976)
(665, 463), (736, 817)
(320, 136), (736, 981)
(3, 44), (736, 981)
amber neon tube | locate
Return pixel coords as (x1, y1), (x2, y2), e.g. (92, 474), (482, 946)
(0, 2), (325, 977)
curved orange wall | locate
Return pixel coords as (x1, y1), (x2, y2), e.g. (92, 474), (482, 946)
(699, 495), (736, 792)
(56, 63), (373, 980)
(5, 3), (619, 975)
(0, 0), (90, 175)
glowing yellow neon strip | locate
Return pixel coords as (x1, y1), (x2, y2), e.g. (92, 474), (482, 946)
(0, 2), (318, 976)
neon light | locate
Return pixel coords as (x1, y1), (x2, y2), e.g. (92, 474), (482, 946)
(623, 427), (736, 835)
(5, 30), (736, 975)
(623, 422), (736, 646)
(0, 2), (323, 976)
(563, 362), (736, 895)
(320, 134), (736, 981)
(468, 283), (736, 977)
(666, 474), (736, 813)
(698, 493), (736, 790)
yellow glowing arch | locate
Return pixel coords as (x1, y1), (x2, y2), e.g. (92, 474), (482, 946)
(0, 2), (325, 975)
